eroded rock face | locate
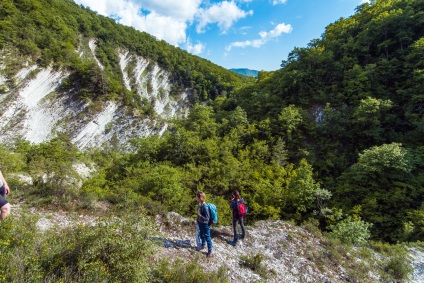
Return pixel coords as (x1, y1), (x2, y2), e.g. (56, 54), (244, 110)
(0, 42), (190, 150)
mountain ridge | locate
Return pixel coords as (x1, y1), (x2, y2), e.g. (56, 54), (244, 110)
(229, 68), (259, 77)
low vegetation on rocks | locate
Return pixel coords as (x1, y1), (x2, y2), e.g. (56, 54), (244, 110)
(1, 208), (420, 283)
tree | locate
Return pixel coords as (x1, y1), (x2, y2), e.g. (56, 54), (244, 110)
(335, 143), (420, 241)
(353, 96), (393, 145)
(278, 105), (303, 141)
(183, 104), (217, 139)
(284, 159), (330, 222)
(135, 164), (191, 214)
(272, 138), (288, 166)
(26, 136), (80, 204)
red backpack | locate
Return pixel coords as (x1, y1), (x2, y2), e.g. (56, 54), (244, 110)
(234, 201), (247, 219)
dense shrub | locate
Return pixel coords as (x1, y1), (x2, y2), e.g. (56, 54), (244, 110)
(0, 214), (41, 282)
(0, 212), (155, 282)
(40, 212), (154, 282)
(329, 216), (372, 245)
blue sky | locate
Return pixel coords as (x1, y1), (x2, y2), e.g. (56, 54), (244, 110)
(73, 0), (370, 71)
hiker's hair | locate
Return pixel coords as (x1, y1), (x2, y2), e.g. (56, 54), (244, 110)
(232, 190), (240, 200)
(197, 191), (206, 202)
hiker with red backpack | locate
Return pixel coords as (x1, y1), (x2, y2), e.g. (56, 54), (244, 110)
(229, 190), (247, 246)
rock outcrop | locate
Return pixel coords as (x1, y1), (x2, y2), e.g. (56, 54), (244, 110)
(0, 41), (190, 150)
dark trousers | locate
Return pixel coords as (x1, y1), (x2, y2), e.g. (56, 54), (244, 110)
(232, 218), (246, 243)
(0, 185), (8, 208)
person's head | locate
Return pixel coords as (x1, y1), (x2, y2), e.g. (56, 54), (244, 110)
(196, 191), (206, 203)
(232, 190), (240, 200)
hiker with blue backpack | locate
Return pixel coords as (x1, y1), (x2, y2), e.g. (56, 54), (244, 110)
(229, 190), (247, 246)
(196, 191), (213, 257)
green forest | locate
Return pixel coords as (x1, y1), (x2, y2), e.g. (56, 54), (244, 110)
(1, 0), (423, 242)
(1, 0), (424, 267)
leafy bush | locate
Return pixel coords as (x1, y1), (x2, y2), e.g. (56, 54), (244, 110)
(0, 144), (26, 172)
(40, 212), (154, 282)
(0, 212), (155, 283)
(329, 216), (372, 245)
(0, 214), (42, 282)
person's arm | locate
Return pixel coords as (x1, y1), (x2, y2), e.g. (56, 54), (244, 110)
(0, 171), (9, 195)
(230, 200), (235, 210)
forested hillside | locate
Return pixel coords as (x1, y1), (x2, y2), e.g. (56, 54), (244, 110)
(0, 0), (246, 106)
(1, 0), (424, 281)
(231, 0), (424, 242)
(1, 0), (423, 247)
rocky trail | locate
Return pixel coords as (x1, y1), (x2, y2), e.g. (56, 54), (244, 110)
(20, 207), (424, 283)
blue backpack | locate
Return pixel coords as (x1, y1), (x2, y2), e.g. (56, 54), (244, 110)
(206, 203), (218, 226)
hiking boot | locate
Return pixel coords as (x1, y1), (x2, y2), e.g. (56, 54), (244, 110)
(206, 252), (213, 257)
(228, 240), (237, 246)
(196, 245), (206, 251)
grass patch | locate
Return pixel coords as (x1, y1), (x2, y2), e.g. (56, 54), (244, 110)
(239, 253), (274, 279)
(151, 257), (229, 283)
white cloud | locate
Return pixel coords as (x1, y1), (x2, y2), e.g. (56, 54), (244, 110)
(185, 41), (206, 55)
(73, 0), (252, 55)
(226, 22), (292, 51)
(136, 0), (201, 21)
(196, 1), (253, 33)
(74, 0), (195, 46)
(272, 0), (288, 5)
(360, 0), (371, 3)
(135, 12), (188, 45)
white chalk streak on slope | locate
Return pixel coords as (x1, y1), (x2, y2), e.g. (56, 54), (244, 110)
(72, 102), (117, 149)
(15, 65), (37, 83)
(24, 102), (65, 143)
(0, 100), (19, 128)
(18, 68), (68, 143)
(20, 67), (64, 108)
(134, 56), (150, 96)
(150, 65), (169, 116)
(0, 75), (6, 85)
(89, 39), (104, 70)
(119, 51), (131, 90)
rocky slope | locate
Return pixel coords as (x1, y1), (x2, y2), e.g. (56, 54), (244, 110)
(0, 40), (190, 150)
(27, 207), (424, 283)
